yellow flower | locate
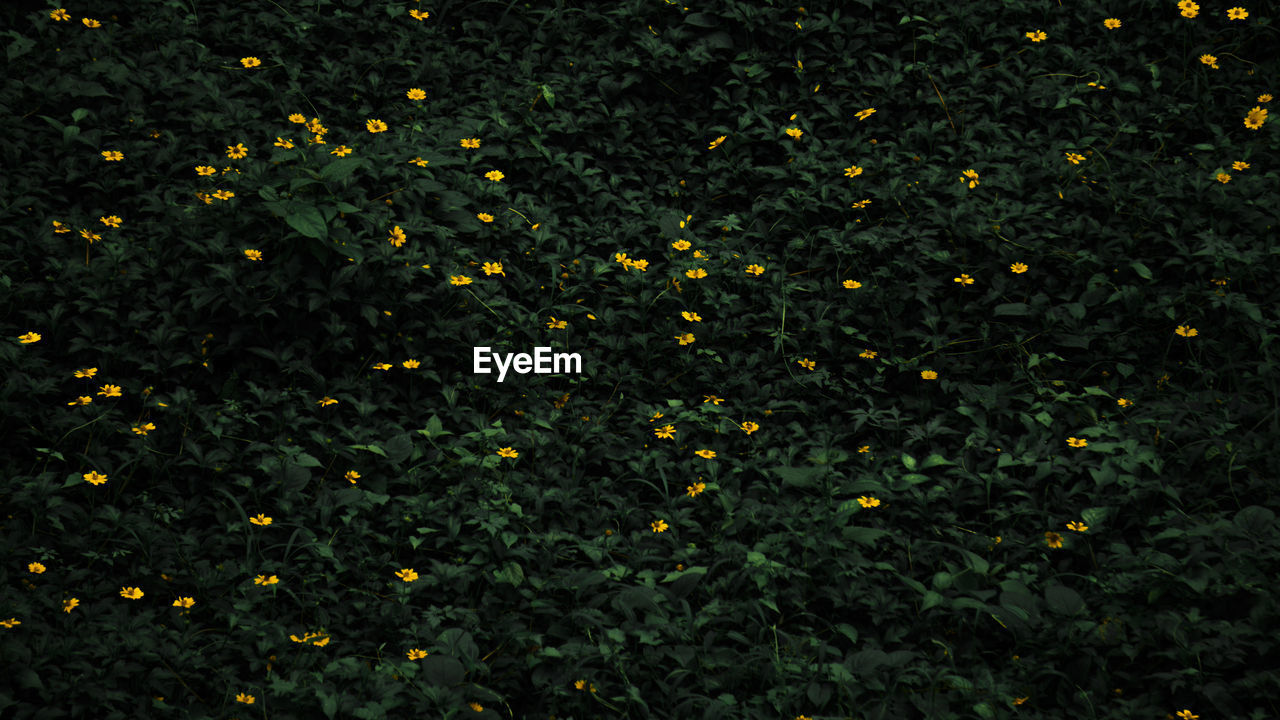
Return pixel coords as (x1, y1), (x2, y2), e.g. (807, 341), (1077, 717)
(1199, 54), (1219, 69)
(226, 143), (248, 159)
(1044, 531), (1063, 548)
(1176, 710), (1200, 720)
(1179, 1), (1199, 18)
(63, 598), (79, 613)
(19, 331), (42, 344)
(409, 9), (430, 20)
(785, 127), (803, 139)
(316, 396), (338, 406)
(651, 519), (669, 533)
(954, 273), (974, 285)
(843, 279), (862, 289)
(330, 145), (352, 157)
(100, 215), (122, 227)
(708, 135), (726, 149)
(173, 596), (195, 609)
(396, 568), (419, 582)
(740, 421), (759, 434)
(1103, 17), (1121, 29)
(703, 395), (723, 405)
(406, 87), (427, 100)
(547, 317), (567, 330)
(1117, 398), (1132, 407)
(960, 169), (980, 188)
(745, 264), (764, 276)
(482, 261), (504, 276)
(84, 470), (108, 485)
(1227, 7), (1248, 20)
(476, 212), (494, 223)
(288, 113), (306, 123)
(249, 513), (272, 526)
(244, 249), (263, 261)
(1258, 93), (1273, 103)
(497, 447), (519, 458)
(485, 169), (505, 182)
(1066, 437), (1088, 447)
(407, 648), (428, 660)
(409, 156), (428, 167)
(450, 275), (473, 286)
(132, 423), (155, 435)
(0, 618), (20, 628)
(921, 370), (938, 380)
(859, 349), (877, 359)
(675, 332), (695, 345)
(366, 118), (388, 133)
(687, 482), (706, 497)
(854, 108), (877, 121)
(50, 8), (71, 21)
(858, 445), (870, 453)
(844, 165), (864, 179)
(79, 228), (102, 243)
(388, 226), (407, 247)
(1244, 106), (1267, 130)
(695, 449), (716, 459)
(212, 190), (234, 201)
(681, 311), (702, 322)
(236, 693), (256, 704)
(649, 411), (664, 422)
(1010, 262), (1028, 273)
(1065, 152), (1085, 165)
(857, 496), (881, 508)
(75, 367), (98, 378)
(686, 268), (708, 279)
(254, 574), (279, 586)
(1025, 29), (1048, 41)
(240, 56), (261, 68)
(195, 165), (216, 176)
(1216, 172), (1231, 183)
(101, 150), (124, 161)
(1066, 520), (1089, 532)
(654, 424), (676, 439)
(28, 562), (46, 574)
(403, 359), (420, 368)
(672, 239), (691, 251)
(797, 358), (816, 370)
(1175, 325), (1198, 337)
(460, 138), (481, 149)
(52, 220), (70, 234)
(82, 18), (101, 28)
(1232, 161), (1250, 171)
(68, 396), (92, 406)
(120, 586), (144, 599)
(345, 470), (361, 484)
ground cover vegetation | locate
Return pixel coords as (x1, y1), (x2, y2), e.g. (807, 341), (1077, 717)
(1, 0), (1278, 718)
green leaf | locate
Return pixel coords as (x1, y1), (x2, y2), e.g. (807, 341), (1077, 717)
(993, 302), (1029, 316)
(349, 444), (387, 457)
(321, 157), (361, 183)
(540, 84), (555, 108)
(921, 591), (943, 611)
(901, 453), (917, 470)
(1080, 506), (1109, 528)
(1130, 261), (1153, 280)
(420, 656), (464, 686)
(770, 465), (824, 488)
(920, 453), (953, 469)
(1045, 584), (1085, 615)
(286, 205), (328, 240)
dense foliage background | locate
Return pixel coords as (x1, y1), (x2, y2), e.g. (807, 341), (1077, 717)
(2, 0), (1278, 718)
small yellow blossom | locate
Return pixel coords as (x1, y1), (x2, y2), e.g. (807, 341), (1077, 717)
(19, 332), (43, 344)
(1175, 325), (1198, 337)
(857, 496), (881, 508)
(403, 359), (420, 369)
(101, 150), (124, 161)
(396, 568), (419, 582)
(366, 119), (388, 133)
(854, 108), (877, 121)
(1103, 18), (1121, 28)
(1066, 520), (1089, 532)
(785, 127), (803, 139)
(485, 170), (505, 182)
(672, 239), (691, 251)
(482, 261), (504, 276)
(797, 358), (816, 371)
(345, 470), (361, 484)
(84, 470), (108, 485)
(450, 275), (473, 286)
(921, 370), (938, 380)
(687, 482), (706, 497)
(497, 447), (519, 458)
(960, 169), (980, 188)
(1025, 29), (1047, 42)
(708, 135), (726, 150)
(695, 449), (716, 459)
(236, 693), (255, 704)
(686, 268), (708, 279)
(740, 421), (759, 434)
(240, 56), (261, 68)
(1066, 437), (1088, 447)
(547, 317), (567, 330)
(28, 562), (46, 574)
(249, 513), (272, 526)
(63, 598), (79, 613)
(50, 9), (71, 21)
(843, 280), (862, 289)
(844, 165), (863, 178)
(244, 249), (263, 261)
(254, 574), (279, 586)
(1010, 262), (1028, 273)
(406, 88), (426, 100)
(316, 396), (338, 406)
(461, 138), (481, 149)
(859, 349), (877, 359)
(675, 333), (695, 345)
(132, 422), (155, 435)
(1199, 54), (1219, 69)
(954, 273), (974, 285)
(173, 596), (195, 609)
(651, 519), (669, 533)
(745, 264), (764, 276)
(120, 586), (144, 599)
(654, 424), (676, 439)
(1044, 531), (1064, 548)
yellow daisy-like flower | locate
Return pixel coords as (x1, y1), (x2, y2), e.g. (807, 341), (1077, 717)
(254, 574), (279, 586)
(708, 135), (726, 150)
(740, 421), (759, 434)
(547, 317), (567, 330)
(99, 215), (122, 227)
(407, 648), (428, 660)
(687, 482), (706, 497)
(173, 596), (195, 609)
(797, 358), (816, 370)
(195, 165), (216, 176)
(120, 586), (144, 599)
(28, 562), (46, 574)
(330, 145), (352, 157)
(211, 190), (234, 201)
(1025, 29), (1047, 42)
(954, 273), (974, 285)
(1232, 161), (1250, 171)
(921, 370), (938, 380)
(686, 268), (708, 279)
(1066, 520), (1089, 532)
(654, 424), (675, 439)
(960, 169), (979, 188)
(388, 226), (407, 247)
(395, 568), (419, 582)
(630, 259), (649, 271)
(858, 445), (870, 453)
(857, 496), (880, 508)
(1117, 398), (1132, 407)
(1179, 1), (1199, 18)
(650, 519), (669, 533)
(851, 199), (871, 209)
(84, 470), (108, 485)
(316, 396), (338, 406)
(74, 367), (98, 378)
(1044, 531), (1063, 548)
(1199, 54), (1219, 69)
(272, 137), (294, 149)
(1176, 710), (1200, 720)
(409, 9), (429, 20)
(366, 119), (388, 133)
(249, 513), (272, 526)
(1065, 152), (1085, 165)
(236, 693), (256, 704)
(345, 470), (361, 484)
(240, 56), (261, 68)
(1066, 437), (1088, 447)
(695, 449), (716, 459)
(681, 311), (702, 322)
(450, 275), (473, 286)
(460, 138), (481, 149)
(703, 395), (723, 405)
(482, 261), (504, 276)
(745, 264), (764, 276)
(1175, 325), (1198, 337)
(403, 359), (420, 368)
(844, 165), (863, 178)
(843, 280), (862, 289)
(785, 127), (803, 139)
(1258, 93), (1272, 103)
(101, 150), (124, 161)
(82, 18), (101, 28)
(409, 156), (428, 167)
(859, 349), (877, 359)
(0, 618), (20, 628)
(244, 249), (263, 261)
(1216, 172), (1231, 183)
(132, 422), (156, 435)
(1103, 18), (1121, 29)
(51, 220), (70, 234)
(477, 213), (494, 223)
(1010, 262), (1028, 273)
(50, 8), (71, 21)
(68, 396), (92, 406)
(672, 239), (691, 251)
(406, 87), (427, 100)
(675, 333), (695, 345)
(854, 108), (876, 121)
(288, 113), (306, 123)
(1243, 106), (1267, 130)
(63, 598), (79, 613)
(19, 331), (42, 344)
(372, 362), (393, 371)
(497, 447), (519, 458)
(485, 170), (505, 182)
(226, 143), (248, 159)
(1227, 7), (1248, 20)
(80, 228), (102, 242)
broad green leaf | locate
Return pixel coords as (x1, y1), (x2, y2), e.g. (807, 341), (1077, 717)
(286, 205), (327, 240)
